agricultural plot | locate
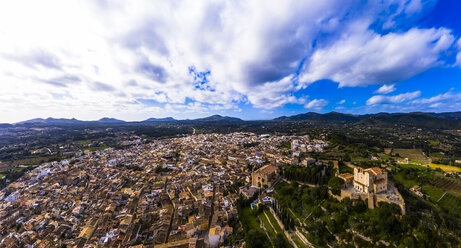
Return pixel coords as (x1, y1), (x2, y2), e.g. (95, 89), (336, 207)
(398, 163), (426, 170)
(11, 155), (60, 166)
(258, 209), (291, 247)
(421, 184), (444, 202)
(426, 163), (461, 173)
(378, 153), (391, 160)
(392, 149), (426, 160)
(393, 173), (420, 189)
(260, 211), (277, 237)
(430, 177), (461, 196)
(437, 193), (461, 217)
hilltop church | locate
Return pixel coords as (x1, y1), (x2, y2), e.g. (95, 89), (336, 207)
(353, 167), (388, 194)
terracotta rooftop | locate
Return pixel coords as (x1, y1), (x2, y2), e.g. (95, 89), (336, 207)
(364, 167), (384, 176)
(338, 173), (354, 179)
(255, 165), (277, 175)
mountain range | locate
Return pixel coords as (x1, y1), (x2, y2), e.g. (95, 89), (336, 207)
(14, 115), (243, 125)
(8, 112), (461, 129)
(273, 111), (461, 122)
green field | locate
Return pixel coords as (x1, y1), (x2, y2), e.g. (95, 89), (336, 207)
(264, 210), (284, 234)
(259, 211), (277, 237)
(257, 208), (291, 247)
(428, 152), (445, 158)
(430, 177), (461, 196)
(393, 149), (426, 160)
(292, 233), (309, 248)
(240, 207), (263, 232)
(438, 193), (461, 217)
(84, 146), (108, 152)
(398, 163), (427, 170)
(11, 155), (61, 166)
(422, 184), (445, 202)
(378, 153), (391, 160)
(393, 173), (419, 189)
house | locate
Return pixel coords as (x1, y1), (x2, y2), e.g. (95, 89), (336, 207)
(239, 186), (259, 198)
(410, 185), (424, 197)
(353, 167), (387, 194)
(208, 226), (221, 247)
(251, 165), (278, 187)
(301, 157), (316, 166)
(6, 191), (20, 202)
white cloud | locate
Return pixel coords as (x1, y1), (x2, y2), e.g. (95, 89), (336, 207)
(299, 27), (455, 87)
(405, 0), (422, 15)
(366, 91), (421, 105)
(305, 99), (329, 110)
(374, 84), (396, 94)
(411, 89), (461, 105)
(0, 0), (457, 122)
(408, 90), (461, 111)
(456, 38), (461, 67)
(337, 99), (346, 104)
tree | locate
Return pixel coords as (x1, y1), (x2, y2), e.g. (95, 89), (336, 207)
(245, 230), (268, 248)
(328, 176), (344, 195)
(273, 233), (289, 248)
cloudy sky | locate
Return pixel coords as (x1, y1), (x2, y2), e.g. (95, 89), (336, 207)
(1, 0), (460, 122)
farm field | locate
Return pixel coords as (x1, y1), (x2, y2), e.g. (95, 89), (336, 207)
(430, 177), (461, 196)
(393, 173), (420, 189)
(259, 210), (277, 237)
(398, 162), (461, 173)
(398, 163), (426, 170)
(392, 149), (426, 160)
(437, 193), (461, 218)
(426, 163), (461, 173)
(258, 209), (291, 247)
(422, 184), (445, 202)
(378, 153), (391, 160)
(84, 146), (109, 152)
(11, 155), (61, 166)
(292, 233), (309, 248)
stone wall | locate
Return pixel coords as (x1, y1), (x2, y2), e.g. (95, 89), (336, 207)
(333, 184), (406, 215)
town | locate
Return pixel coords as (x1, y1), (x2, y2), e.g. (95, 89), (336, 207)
(0, 132), (329, 247)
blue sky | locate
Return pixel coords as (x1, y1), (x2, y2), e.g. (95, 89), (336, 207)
(0, 0), (460, 122)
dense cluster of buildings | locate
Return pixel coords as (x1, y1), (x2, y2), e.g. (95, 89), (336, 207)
(0, 132), (325, 247)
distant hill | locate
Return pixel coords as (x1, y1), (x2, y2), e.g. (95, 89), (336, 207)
(274, 112), (320, 121)
(274, 112), (363, 123)
(142, 117), (177, 122)
(274, 111), (461, 129)
(11, 111), (461, 129)
(193, 115), (243, 122)
(428, 112), (461, 120)
(356, 113), (461, 129)
(98, 117), (126, 123)
(18, 117), (83, 125)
